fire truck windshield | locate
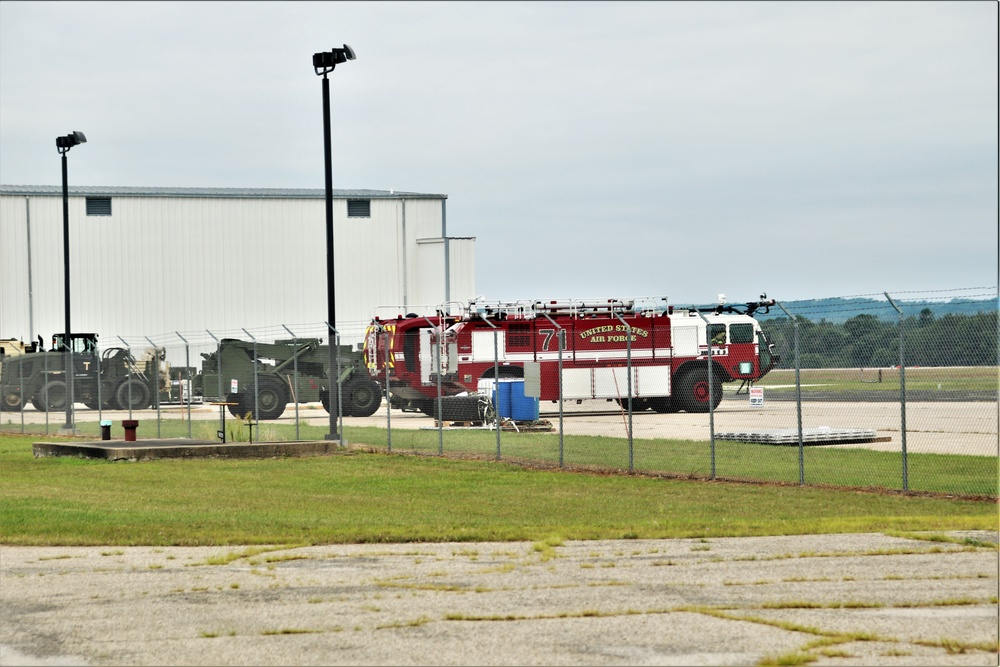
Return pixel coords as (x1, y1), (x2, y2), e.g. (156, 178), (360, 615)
(730, 322), (755, 344)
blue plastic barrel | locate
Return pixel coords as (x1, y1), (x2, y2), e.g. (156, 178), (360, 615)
(510, 380), (539, 421)
(493, 380), (514, 418)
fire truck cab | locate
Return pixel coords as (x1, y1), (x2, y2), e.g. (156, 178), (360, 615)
(365, 296), (777, 414)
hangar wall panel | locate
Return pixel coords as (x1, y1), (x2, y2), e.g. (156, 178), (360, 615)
(0, 188), (475, 351)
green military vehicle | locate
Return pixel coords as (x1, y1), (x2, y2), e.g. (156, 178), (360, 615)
(199, 337), (381, 420)
(0, 333), (160, 412)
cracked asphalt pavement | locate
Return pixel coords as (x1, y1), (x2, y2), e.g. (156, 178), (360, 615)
(1, 531), (997, 666)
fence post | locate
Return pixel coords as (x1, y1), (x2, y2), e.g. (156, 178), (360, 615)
(613, 313), (634, 472)
(44, 351), (49, 434)
(336, 329), (343, 446)
(694, 312), (716, 480)
(144, 337), (162, 438)
(383, 328), (391, 452)
(175, 332), (193, 439)
(438, 322), (444, 456)
(474, 313), (503, 460)
(324, 322), (342, 445)
(419, 316), (444, 456)
(19, 353), (26, 433)
(326, 324), (344, 447)
(540, 313), (565, 467)
(63, 339), (75, 434)
(777, 302), (804, 485)
(438, 316), (445, 456)
(206, 330), (223, 440)
(94, 344), (103, 427)
(241, 328), (258, 444)
(281, 325), (301, 442)
(885, 292), (908, 491)
(117, 337), (133, 420)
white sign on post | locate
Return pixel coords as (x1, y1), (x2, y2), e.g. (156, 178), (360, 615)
(230, 379), (239, 394)
(749, 386), (764, 407)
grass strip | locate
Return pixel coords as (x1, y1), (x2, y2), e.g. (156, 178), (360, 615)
(3, 412), (997, 497)
(1, 433), (995, 546)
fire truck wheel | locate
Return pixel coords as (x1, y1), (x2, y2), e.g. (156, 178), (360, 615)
(2, 388), (26, 411)
(32, 380), (67, 412)
(248, 379), (288, 420)
(649, 397), (679, 413)
(116, 379), (151, 411)
(343, 376), (381, 418)
(677, 369), (723, 413)
(616, 397), (651, 411)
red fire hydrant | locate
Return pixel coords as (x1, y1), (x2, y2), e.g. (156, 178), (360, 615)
(122, 420), (139, 442)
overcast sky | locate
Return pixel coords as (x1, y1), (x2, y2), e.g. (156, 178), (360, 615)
(1, 1), (996, 306)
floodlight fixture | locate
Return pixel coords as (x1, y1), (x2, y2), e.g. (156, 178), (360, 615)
(56, 131), (87, 153)
(313, 44), (356, 75)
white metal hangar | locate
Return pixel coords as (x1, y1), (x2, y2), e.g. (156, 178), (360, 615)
(0, 185), (476, 350)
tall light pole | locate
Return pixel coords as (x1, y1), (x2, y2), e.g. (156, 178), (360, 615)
(56, 130), (86, 432)
(313, 44), (355, 442)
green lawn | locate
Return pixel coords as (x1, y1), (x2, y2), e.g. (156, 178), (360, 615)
(364, 426), (997, 497)
(1, 432), (995, 547)
(4, 416), (997, 497)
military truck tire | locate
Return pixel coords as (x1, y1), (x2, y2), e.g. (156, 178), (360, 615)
(83, 392), (117, 410)
(225, 393), (248, 419)
(343, 376), (381, 418)
(676, 368), (723, 413)
(319, 388), (344, 416)
(249, 379), (288, 420)
(116, 379), (151, 411)
(2, 389), (26, 411)
(33, 380), (67, 412)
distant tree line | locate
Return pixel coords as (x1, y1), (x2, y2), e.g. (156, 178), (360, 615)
(759, 310), (998, 369)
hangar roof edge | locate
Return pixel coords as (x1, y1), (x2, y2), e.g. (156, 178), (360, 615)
(0, 185), (447, 199)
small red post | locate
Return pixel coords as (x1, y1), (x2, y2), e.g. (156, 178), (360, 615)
(122, 420), (139, 442)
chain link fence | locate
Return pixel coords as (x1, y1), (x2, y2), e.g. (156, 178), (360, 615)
(2, 289), (996, 497)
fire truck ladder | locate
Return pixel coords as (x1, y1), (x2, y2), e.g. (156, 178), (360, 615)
(466, 296), (670, 320)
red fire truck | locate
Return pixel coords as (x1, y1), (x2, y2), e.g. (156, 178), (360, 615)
(364, 296), (778, 416)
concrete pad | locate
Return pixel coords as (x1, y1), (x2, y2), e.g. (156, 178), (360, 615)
(31, 438), (341, 461)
